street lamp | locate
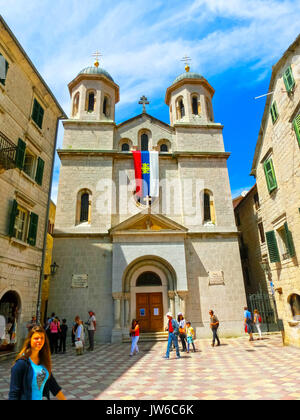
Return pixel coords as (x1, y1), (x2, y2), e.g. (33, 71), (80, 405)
(50, 262), (59, 275)
(260, 259), (269, 273)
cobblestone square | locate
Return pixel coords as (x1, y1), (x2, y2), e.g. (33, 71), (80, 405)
(1, 333), (299, 400)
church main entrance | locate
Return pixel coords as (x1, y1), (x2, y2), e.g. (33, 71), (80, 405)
(136, 292), (163, 332)
(135, 271), (164, 332)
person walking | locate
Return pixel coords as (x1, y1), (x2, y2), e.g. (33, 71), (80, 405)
(186, 321), (196, 353)
(163, 312), (181, 360)
(177, 312), (187, 352)
(209, 310), (220, 347)
(253, 309), (262, 340)
(129, 319), (140, 356)
(58, 319), (68, 353)
(49, 318), (60, 354)
(8, 325), (66, 400)
(86, 311), (96, 351)
(26, 315), (37, 332)
(75, 316), (85, 356)
(244, 307), (254, 342)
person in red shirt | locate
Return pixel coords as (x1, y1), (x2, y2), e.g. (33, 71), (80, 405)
(164, 312), (180, 359)
(129, 319), (140, 356)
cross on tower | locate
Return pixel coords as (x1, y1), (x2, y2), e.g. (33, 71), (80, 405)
(181, 55), (192, 72)
(92, 51), (102, 67)
(139, 96), (150, 113)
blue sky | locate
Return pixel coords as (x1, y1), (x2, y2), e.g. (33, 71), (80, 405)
(1, 0), (300, 202)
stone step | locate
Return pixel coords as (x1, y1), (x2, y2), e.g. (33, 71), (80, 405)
(122, 332), (168, 343)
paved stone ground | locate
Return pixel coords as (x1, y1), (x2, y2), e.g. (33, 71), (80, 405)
(1, 333), (299, 400)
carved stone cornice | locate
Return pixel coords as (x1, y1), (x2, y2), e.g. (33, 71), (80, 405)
(112, 292), (124, 300)
(168, 291), (176, 299)
(177, 290), (189, 300)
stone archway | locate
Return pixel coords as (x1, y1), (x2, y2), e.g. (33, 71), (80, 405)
(0, 289), (21, 352)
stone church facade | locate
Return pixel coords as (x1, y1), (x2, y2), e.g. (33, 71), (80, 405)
(49, 61), (246, 343)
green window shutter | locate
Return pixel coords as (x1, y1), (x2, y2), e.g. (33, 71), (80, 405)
(32, 99), (44, 129)
(270, 102), (278, 124)
(283, 66), (295, 92)
(27, 212), (39, 246)
(35, 157), (45, 185)
(15, 138), (26, 169)
(8, 200), (18, 237)
(293, 115), (300, 147)
(284, 222), (296, 258)
(266, 231), (280, 263)
(264, 159), (277, 193)
(0, 54), (9, 85)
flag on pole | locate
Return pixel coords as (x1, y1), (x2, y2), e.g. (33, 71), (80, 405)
(132, 151), (159, 198)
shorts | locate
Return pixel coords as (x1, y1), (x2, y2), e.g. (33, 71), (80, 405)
(187, 336), (194, 344)
(246, 321), (253, 334)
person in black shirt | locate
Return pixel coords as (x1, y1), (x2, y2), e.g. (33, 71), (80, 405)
(58, 319), (68, 354)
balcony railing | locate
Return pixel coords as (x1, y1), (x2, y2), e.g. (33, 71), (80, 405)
(0, 131), (17, 171)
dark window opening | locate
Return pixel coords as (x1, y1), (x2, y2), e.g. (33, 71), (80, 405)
(160, 144), (168, 152)
(80, 193), (89, 222)
(136, 272), (162, 287)
(88, 93), (95, 112)
(141, 134), (149, 151)
(204, 193), (211, 221)
(122, 143), (130, 151)
(192, 97), (198, 115)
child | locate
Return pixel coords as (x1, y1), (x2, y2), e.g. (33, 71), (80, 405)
(186, 321), (196, 353)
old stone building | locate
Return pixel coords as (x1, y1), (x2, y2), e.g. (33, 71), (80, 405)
(49, 59), (247, 343)
(0, 16), (66, 352)
(251, 35), (300, 347)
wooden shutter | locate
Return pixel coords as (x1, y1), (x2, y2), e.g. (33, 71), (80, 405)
(293, 115), (300, 147)
(270, 102), (278, 124)
(8, 200), (18, 237)
(266, 231), (280, 263)
(15, 138), (26, 169)
(283, 66), (295, 92)
(27, 212), (39, 246)
(284, 222), (296, 258)
(32, 99), (44, 128)
(264, 159), (277, 193)
(0, 54), (9, 85)
(35, 157), (45, 185)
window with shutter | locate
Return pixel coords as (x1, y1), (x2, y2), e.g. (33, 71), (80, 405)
(264, 158), (277, 193)
(35, 157), (45, 185)
(284, 222), (296, 258)
(270, 101), (279, 124)
(293, 115), (300, 147)
(266, 231), (280, 263)
(8, 200), (18, 237)
(283, 66), (295, 93)
(15, 138), (26, 170)
(0, 54), (9, 85)
(31, 99), (44, 129)
(27, 212), (39, 246)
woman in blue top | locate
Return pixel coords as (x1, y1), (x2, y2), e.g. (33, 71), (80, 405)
(9, 325), (66, 400)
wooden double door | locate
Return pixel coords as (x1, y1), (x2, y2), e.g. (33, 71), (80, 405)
(136, 292), (163, 332)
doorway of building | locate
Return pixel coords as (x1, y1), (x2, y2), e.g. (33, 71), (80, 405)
(0, 290), (20, 352)
(136, 292), (163, 332)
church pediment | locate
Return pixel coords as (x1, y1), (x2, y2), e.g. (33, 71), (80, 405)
(117, 113), (174, 133)
(109, 212), (188, 235)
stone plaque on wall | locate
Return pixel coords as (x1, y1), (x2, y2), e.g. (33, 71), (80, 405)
(72, 274), (88, 288)
(208, 271), (225, 286)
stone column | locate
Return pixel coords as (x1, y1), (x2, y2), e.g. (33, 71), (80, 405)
(111, 293), (123, 343)
(123, 293), (131, 328)
(168, 291), (176, 317)
(177, 290), (189, 317)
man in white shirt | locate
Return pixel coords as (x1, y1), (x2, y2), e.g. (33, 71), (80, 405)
(87, 311), (96, 351)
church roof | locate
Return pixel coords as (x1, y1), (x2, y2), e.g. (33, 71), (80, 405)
(172, 71), (204, 85)
(78, 66), (114, 82)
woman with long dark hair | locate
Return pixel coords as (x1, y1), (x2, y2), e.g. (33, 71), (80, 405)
(177, 312), (187, 352)
(9, 325), (66, 400)
(129, 319), (140, 357)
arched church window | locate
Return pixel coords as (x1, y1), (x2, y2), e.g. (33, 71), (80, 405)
(204, 192), (211, 222)
(192, 96), (199, 115)
(141, 133), (149, 151)
(103, 96), (110, 117)
(80, 193), (89, 222)
(72, 92), (80, 116)
(136, 271), (162, 287)
(289, 294), (300, 321)
(206, 97), (213, 122)
(87, 92), (95, 112)
(160, 144), (168, 152)
(122, 143), (130, 152)
(179, 99), (185, 118)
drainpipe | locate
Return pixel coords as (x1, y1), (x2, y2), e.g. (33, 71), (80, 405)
(36, 117), (60, 325)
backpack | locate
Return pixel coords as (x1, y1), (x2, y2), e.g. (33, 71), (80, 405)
(258, 316), (262, 323)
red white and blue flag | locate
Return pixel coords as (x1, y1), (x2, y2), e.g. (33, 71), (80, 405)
(132, 151), (159, 198)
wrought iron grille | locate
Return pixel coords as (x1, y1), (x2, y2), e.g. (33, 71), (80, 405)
(0, 130), (17, 170)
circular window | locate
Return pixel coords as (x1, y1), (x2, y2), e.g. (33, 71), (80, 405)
(136, 272), (162, 287)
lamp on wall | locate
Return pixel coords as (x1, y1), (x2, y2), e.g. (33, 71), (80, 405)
(50, 262), (59, 275)
(260, 259), (269, 273)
